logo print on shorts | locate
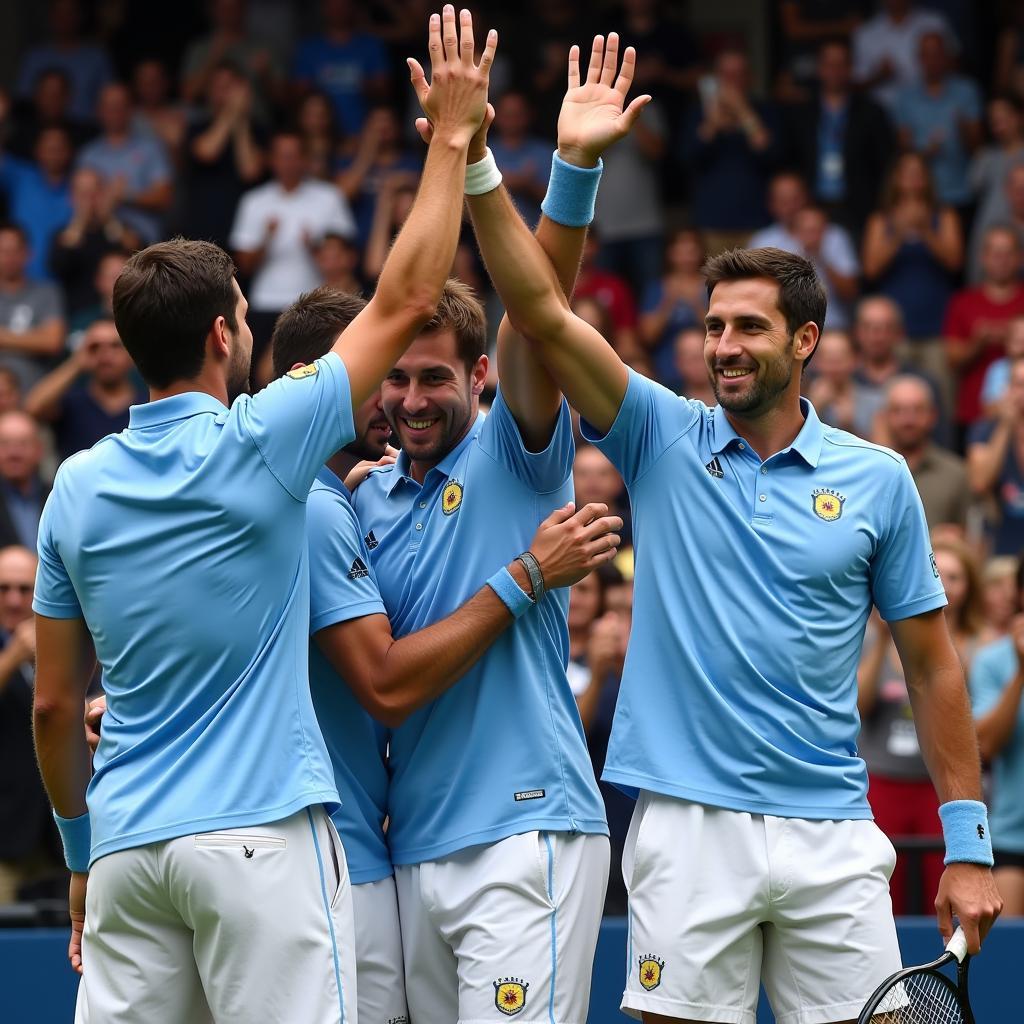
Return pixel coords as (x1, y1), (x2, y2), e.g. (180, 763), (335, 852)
(442, 479), (463, 515)
(811, 487), (845, 522)
(638, 954), (665, 992)
(493, 978), (528, 1016)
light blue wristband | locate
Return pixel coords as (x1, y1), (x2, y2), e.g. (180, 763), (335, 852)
(938, 800), (994, 866)
(487, 566), (534, 619)
(53, 810), (92, 873)
(540, 151), (603, 228)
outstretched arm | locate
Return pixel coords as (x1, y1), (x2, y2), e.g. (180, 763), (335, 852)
(331, 6), (495, 407)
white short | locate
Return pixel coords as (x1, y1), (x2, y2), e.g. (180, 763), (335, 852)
(75, 807), (358, 1024)
(352, 875), (409, 1024)
(621, 793), (902, 1024)
(396, 830), (609, 1024)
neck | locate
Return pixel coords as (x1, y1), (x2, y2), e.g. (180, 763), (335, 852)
(150, 373), (229, 408)
(862, 354), (897, 376)
(723, 387), (806, 461)
(278, 177), (302, 193)
(900, 441), (929, 469)
(984, 280), (1017, 301)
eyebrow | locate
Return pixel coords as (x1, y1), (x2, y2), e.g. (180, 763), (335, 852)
(705, 313), (774, 327)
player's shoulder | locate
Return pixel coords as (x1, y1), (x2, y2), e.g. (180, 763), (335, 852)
(50, 432), (123, 489)
(820, 425), (906, 470)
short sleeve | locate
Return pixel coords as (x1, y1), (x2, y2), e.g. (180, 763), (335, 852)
(476, 390), (574, 493)
(969, 642), (1015, 717)
(580, 368), (700, 486)
(229, 191), (264, 252)
(307, 487), (386, 633)
(870, 458), (948, 621)
(33, 491), (82, 619)
(237, 352), (355, 500)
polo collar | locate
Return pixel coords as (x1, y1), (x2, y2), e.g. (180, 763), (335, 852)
(388, 412), (485, 495)
(128, 392), (227, 429)
(710, 397), (823, 467)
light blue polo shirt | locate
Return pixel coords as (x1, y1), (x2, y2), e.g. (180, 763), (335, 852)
(33, 353), (354, 864)
(352, 390), (607, 864)
(307, 466), (392, 884)
(583, 369), (946, 819)
(968, 637), (1024, 854)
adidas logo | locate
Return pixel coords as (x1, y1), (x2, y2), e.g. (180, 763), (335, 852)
(705, 457), (724, 479)
(347, 557), (370, 580)
(364, 530), (379, 550)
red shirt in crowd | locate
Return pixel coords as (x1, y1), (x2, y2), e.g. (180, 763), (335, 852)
(944, 284), (1024, 424)
(574, 268), (638, 331)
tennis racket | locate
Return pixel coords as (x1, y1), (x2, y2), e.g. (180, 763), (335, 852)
(857, 927), (973, 1024)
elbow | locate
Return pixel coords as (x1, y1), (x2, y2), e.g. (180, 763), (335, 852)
(33, 692), (80, 734)
(364, 689), (410, 728)
(506, 296), (565, 347)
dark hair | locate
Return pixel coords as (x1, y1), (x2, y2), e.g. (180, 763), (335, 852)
(703, 246), (827, 343)
(112, 239), (238, 388)
(422, 278), (487, 370)
(271, 286), (366, 378)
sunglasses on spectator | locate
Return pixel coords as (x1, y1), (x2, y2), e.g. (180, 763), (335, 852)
(0, 583), (33, 595)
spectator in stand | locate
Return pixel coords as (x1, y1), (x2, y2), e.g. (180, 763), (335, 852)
(486, 91), (552, 230)
(639, 227), (707, 391)
(181, 63), (265, 250)
(573, 228), (639, 357)
(362, 175), (415, 282)
(15, 0), (114, 123)
(291, 0), (390, 136)
(0, 545), (62, 905)
(862, 151), (962, 394)
(982, 556), (1018, 647)
(793, 204), (859, 330)
(857, 608), (944, 915)
(76, 82), (173, 245)
(0, 126), (73, 283)
(67, 249), (127, 338)
(130, 59), (186, 165)
(774, 1), (864, 100)
(613, 0), (700, 103)
(50, 170), (134, 316)
(970, 567), (1024, 916)
(592, 92), (667, 297)
(0, 223), (65, 393)
(785, 38), (894, 240)
(24, 318), (144, 462)
(893, 31), (982, 214)
(882, 374), (970, 529)
(230, 130), (356, 362)
(967, 357), (1024, 556)
(980, 315), (1024, 415)
(180, 0), (284, 125)
(679, 48), (780, 254)
(0, 411), (48, 551)
(852, 0), (954, 112)
(315, 232), (363, 295)
(946, 226), (1024, 441)
(295, 92), (344, 182)
(973, 164), (1024, 279)
(967, 96), (1024, 283)
(336, 104), (421, 246)
(805, 329), (881, 438)
(932, 536), (987, 677)
(5, 68), (95, 159)
(673, 327), (716, 406)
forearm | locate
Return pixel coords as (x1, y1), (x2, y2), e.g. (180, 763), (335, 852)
(24, 356), (80, 420)
(826, 267), (859, 301)
(34, 702), (91, 817)
(232, 126), (264, 182)
(975, 672), (1024, 761)
(968, 426), (1011, 492)
(128, 181), (172, 212)
(0, 321), (64, 356)
(192, 115), (234, 162)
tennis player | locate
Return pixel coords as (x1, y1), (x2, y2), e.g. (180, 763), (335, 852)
(31, 9), (494, 1022)
(466, 118), (1003, 1024)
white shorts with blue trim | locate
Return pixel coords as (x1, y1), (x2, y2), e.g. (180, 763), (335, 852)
(395, 830), (609, 1023)
(352, 874), (408, 1024)
(621, 792), (903, 1024)
(75, 807), (358, 1023)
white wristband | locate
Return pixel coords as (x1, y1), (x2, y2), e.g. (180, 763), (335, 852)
(464, 148), (502, 196)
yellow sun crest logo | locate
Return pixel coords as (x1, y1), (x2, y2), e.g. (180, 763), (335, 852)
(638, 954), (665, 991)
(442, 479), (463, 516)
(812, 487), (845, 521)
(286, 363), (318, 380)
(494, 978), (528, 1016)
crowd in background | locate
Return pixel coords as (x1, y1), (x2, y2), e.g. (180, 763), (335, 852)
(2, 0), (1024, 920)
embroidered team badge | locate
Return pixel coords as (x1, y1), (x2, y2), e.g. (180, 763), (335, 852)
(811, 487), (845, 522)
(638, 954), (665, 991)
(442, 479), (463, 515)
(494, 978), (529, 1016)
(286, 363), (318, 380)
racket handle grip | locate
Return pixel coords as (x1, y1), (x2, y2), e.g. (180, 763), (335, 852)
(946, 927), (969, 963)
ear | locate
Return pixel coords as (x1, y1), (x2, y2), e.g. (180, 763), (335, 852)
(471, 354), (488, 397)
(794, 321), (819, 365)
(209, 314), (231, 362)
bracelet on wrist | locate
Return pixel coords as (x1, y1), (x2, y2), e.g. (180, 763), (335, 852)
(938, 799), (994, 866)
(515, 551), (546, 603)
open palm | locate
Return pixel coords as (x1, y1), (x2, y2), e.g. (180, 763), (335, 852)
(557, 34), (651, 164)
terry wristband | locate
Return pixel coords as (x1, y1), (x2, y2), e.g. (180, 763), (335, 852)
(53, 810), (91, 873)
(540, 150), (603, 227)
(938, 799), (994, 866)
(487, 566), (534, 619)
(464, 148), (503, 196)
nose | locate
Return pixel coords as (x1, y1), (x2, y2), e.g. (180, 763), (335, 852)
(403, 381), (429, 415)
(713, 327), (745, 361)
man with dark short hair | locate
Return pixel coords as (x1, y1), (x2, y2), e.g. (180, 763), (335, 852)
(31, 11), (496, 1021)
(469, 108), (1003, 1018)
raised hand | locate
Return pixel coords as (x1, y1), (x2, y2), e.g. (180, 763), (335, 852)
(407, 6), (496, 150)
(557, 33), (651, 168)
(529, 501), (622, 590)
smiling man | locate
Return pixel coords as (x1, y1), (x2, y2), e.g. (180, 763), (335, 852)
(466, 146), (1003, 1022)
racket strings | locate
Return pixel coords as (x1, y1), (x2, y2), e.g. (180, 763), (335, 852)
(869, 970), (965, 1024)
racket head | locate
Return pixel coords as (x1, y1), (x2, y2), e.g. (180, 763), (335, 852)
(856, 953), (973, 1024)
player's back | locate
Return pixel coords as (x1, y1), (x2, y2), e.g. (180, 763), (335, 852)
(34, 356), (354, 863)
